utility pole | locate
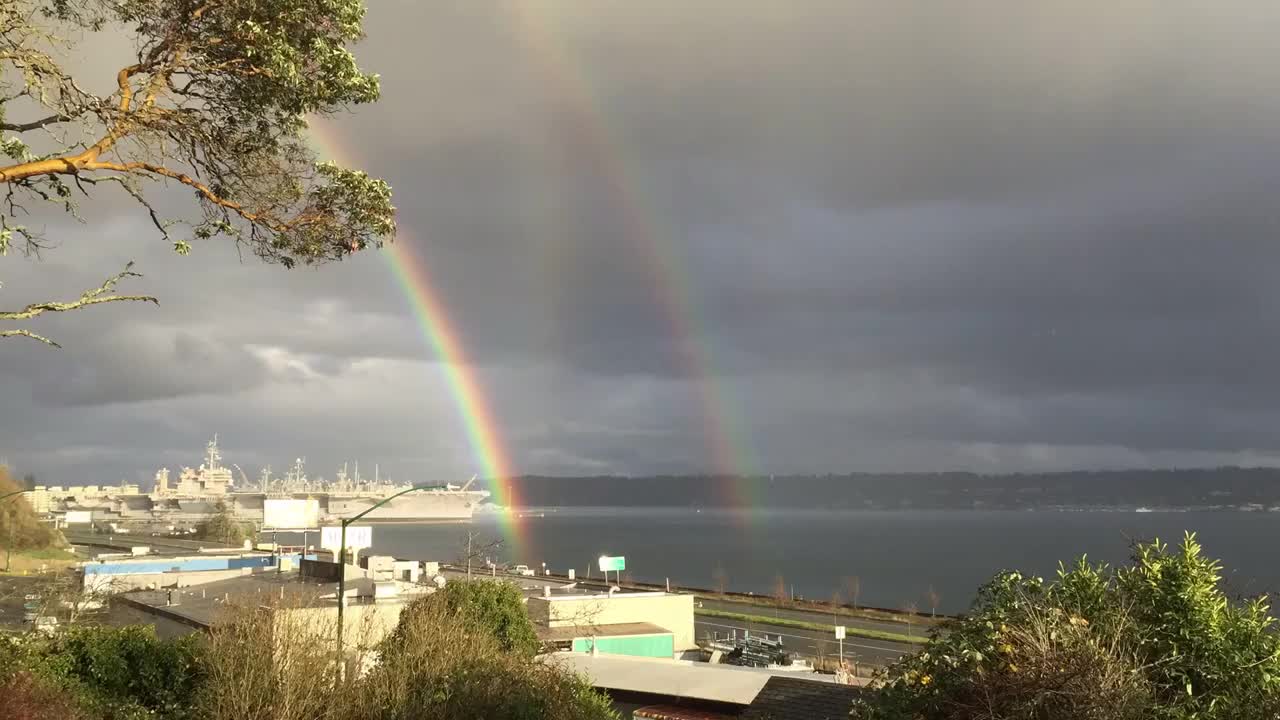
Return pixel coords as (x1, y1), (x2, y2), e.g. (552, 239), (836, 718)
(335, 484), (445, 682)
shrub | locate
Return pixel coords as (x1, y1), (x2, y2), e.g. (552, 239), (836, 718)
(5, 583), (615, 720)
(1, 625), (202, 719)
(196, 501), (253, 546)
(194, 589), (616, 720)
(388, 580), (541, 657)
(22, 625), (204, 718)
(1, 670), (86, 720)
(0, 468), (62, 551)
(195, 601), (343, 720)
(357, 593), (617, 720)
(854, 534), (1280, 720)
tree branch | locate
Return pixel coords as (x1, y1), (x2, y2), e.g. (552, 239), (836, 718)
(0, 328), (60, 347)
(0, 63), (143, 182)
(1, 262), (158, 348)
(82, 159), (298, 233)
(0, 113), (73, 132)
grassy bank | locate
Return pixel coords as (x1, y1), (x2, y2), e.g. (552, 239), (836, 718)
(695, 608), (929, 645)
(1, 548), (78, 574)
(695, 591), (947, 628)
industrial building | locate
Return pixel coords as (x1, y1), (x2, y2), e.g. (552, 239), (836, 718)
(528, 589), (696, 659)
(80, 549), (314, 592)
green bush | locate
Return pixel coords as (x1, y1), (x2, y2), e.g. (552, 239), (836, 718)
(56, 625), (204, 715)
(360, 587), (617, 720)
(196, 501), (253, 546)
(854, 534), (1280, 720)
(389, 579), (542, 657)
(2, 670), (87, 720)
(2, 625), (203, 719)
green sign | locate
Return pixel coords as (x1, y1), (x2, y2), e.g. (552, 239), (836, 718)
(598, 555), (626, 572)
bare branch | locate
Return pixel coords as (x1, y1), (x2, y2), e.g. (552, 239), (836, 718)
(0, 327), (59, 347)
(0, 113), (73, 132)
(1, 262), (158, 348)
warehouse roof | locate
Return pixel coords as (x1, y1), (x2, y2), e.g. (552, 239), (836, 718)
(741, 676), (862, 720)
(537, 621), (672, 642)
(544, 652), (837, 705)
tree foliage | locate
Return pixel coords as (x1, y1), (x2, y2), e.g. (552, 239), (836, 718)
(2, 625), (204, 719)
(195, 500), (251, 546)
(1, 670), (87, 720)
(0, 465), (62, 550)
(854, 534), (1280, 720)
(173, 586), (614, 720)
(5, 592), (617, 720)
(1, 0), (394, 344)
(364, 583), (616, 720)
(388, 579), (543, 658)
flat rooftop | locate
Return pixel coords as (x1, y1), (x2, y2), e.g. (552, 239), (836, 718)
(119, 571), (426, 628)
(120, 572), (333, 628)
(544, 652), (840, 706)
(536, 591), (675, 602)
(537, 621), (671, 642)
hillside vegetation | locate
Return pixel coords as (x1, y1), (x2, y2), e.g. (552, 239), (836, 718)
(2, 580), (616, 720)
(0, 467), (62, 552)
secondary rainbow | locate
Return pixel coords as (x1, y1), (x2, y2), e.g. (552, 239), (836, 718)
(506, 2), (761, 508)
(306, 122), (526, 549)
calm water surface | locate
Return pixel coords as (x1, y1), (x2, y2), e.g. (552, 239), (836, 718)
(347, 508), (1280, 615)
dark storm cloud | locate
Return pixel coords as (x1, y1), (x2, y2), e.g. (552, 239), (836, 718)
(6, 1), (1280, 482)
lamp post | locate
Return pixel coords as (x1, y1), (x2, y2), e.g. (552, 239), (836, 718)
(1, 489), (28, 573)
(335, 484), (445, 680)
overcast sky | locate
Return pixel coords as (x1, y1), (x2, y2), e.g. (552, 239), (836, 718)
(7, 1), (1280, 486)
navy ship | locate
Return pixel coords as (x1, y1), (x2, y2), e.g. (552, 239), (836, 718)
(31, 437), (490, 525)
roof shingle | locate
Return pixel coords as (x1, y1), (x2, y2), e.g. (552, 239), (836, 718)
(741, 676), (861, 720)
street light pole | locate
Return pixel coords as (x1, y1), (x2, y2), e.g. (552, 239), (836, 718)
(335, 484), (445, 681)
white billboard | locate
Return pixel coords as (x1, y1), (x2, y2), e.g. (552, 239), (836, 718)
(320, 525), (372, 556)
(64, 510), (92, 525)
(263, 498), (320, 530)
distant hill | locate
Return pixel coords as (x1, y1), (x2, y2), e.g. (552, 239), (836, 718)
(485, 468), (1280, 511)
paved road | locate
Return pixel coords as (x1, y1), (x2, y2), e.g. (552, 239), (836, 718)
(63, 532), (237, 554)
(439, 568), (925, 667)
(0, 574), (46, 630)
(694, 616), (916, 668)
(697, 597), (933, 638)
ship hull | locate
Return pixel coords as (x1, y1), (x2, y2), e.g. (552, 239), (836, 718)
(50, 489), (489, 525)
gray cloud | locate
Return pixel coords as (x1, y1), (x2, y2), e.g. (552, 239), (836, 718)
(5, 1), (1280, 483)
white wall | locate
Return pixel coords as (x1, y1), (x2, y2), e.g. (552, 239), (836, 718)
(527, 593), (696, 651)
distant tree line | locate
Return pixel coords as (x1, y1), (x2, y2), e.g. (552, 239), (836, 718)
(498, 468), (1280, 510)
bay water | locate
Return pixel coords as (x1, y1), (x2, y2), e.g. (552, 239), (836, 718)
(346, 508), (1280, 615)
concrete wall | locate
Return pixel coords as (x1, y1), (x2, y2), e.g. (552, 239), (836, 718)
(527, 593), (696, 651)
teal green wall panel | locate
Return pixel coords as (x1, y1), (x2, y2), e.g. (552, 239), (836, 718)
(572, 633), (674, 658)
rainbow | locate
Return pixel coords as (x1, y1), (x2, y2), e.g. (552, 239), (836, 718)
(305, 122), (526, 551)
(305, 2), (761, 533)
(505, 3), (760, 507)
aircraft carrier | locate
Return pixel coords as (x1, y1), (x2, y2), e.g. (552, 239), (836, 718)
(29, 437), (491, 525)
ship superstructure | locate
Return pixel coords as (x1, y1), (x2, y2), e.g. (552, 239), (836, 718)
(33, 437), (490, 525)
